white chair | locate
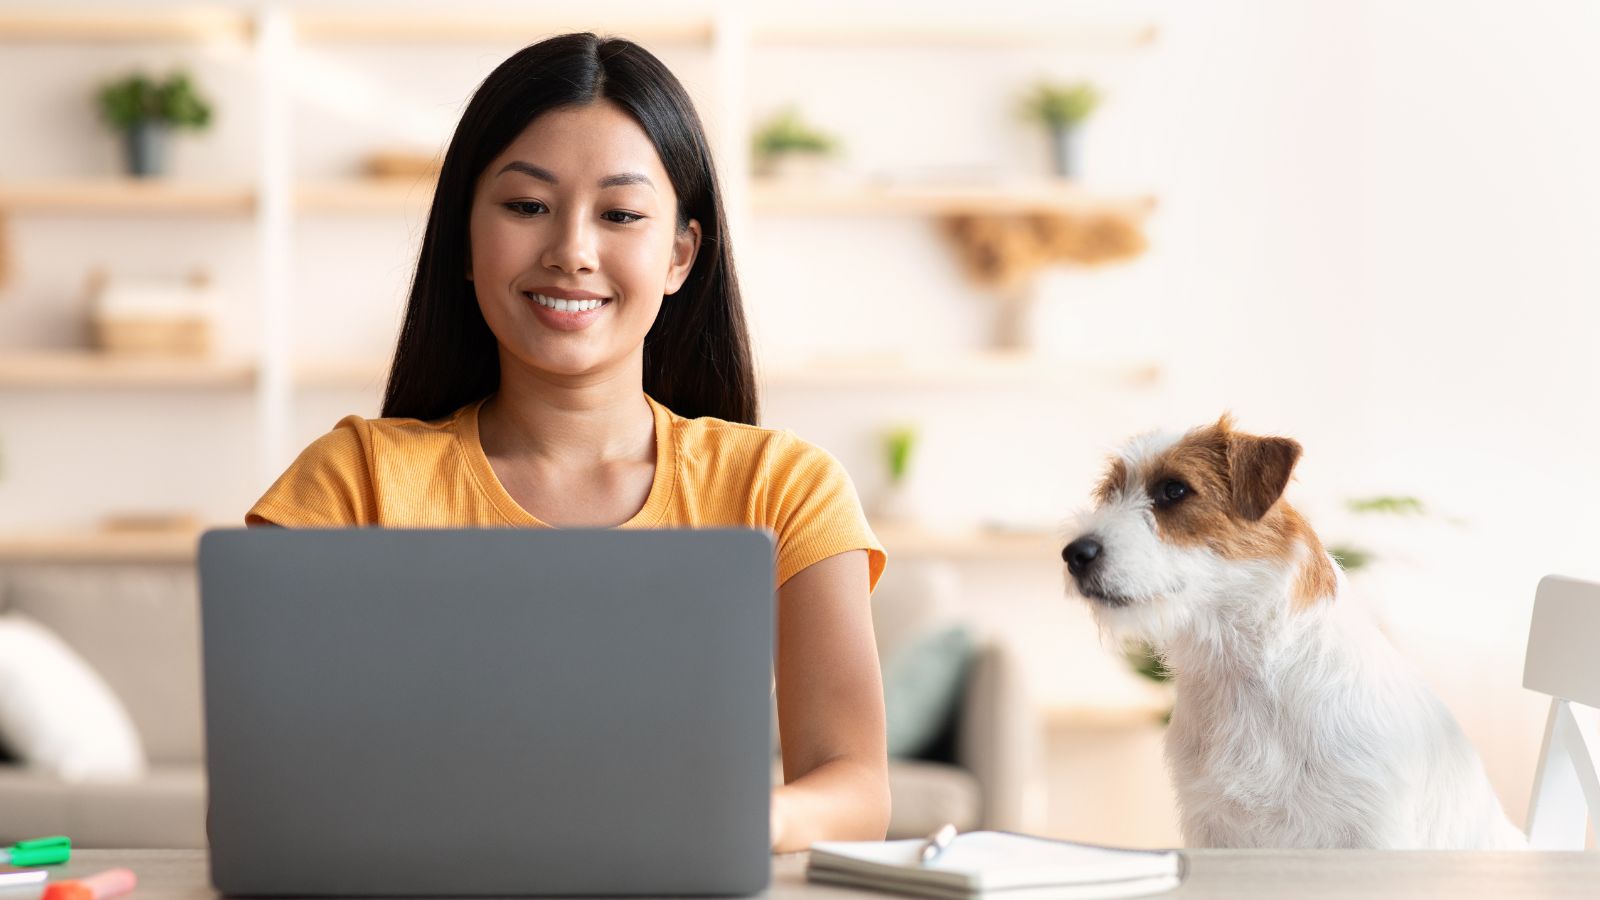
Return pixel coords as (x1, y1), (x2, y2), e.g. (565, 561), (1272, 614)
(1523, 574), (1600, 849)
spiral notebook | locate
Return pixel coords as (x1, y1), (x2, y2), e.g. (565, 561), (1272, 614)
(806, 831), (1185, 900)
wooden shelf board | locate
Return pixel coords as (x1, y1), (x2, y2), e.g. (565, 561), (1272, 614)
(0, 10), (254, 43)
(871, 522), (1064, 561)
(0, 353), (257, 389)
(297, 354), (1160, 391)
(297, 179), (436, 214)
(0, 530), (202, 563)
(750, 180), (1157, 217)
(294, 178), (1155, 219)
(291, 13), (713, 45)
(760, 353), (1161, 389)
(0, 180), (257, 215)
(749, 22), (1158, 49)
(1045, 701), (1171, 730)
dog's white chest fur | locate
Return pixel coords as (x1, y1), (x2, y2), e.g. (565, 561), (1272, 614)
(1161, 588), (1525, 849)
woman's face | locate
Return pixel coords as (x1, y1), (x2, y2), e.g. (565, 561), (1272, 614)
(468, 100), (701, 380)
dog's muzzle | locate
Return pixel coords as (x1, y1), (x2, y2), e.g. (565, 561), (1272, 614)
(1062, 536), (1102, 578)
(1062, 535), (1132, 606)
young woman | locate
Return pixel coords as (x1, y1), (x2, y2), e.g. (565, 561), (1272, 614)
(245, 34), (890, 852)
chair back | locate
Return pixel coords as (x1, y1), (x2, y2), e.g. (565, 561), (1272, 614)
(1523, 574), (1600, 849)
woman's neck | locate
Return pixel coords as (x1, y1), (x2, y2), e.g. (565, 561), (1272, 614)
(478, 360), (654, 467)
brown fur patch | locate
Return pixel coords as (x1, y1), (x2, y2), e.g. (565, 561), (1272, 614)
(1094, 457), (1129, 504)
(1140, 417), (1335, 611)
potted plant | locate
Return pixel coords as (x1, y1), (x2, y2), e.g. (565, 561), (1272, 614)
(751, 107), (840, 180)
(1019, 80), (1101, 179)
(96, 70), (214, 177)
(873, 424), (919, 522)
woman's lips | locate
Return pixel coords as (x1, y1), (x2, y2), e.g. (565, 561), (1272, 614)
(524, 292), (611, 332)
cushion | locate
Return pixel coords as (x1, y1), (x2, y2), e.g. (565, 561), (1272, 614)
(883, 624), (975, 759)
(0, 613), (147, 782)
(4, 563), (203, 764)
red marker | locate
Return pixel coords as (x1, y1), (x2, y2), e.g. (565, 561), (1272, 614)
(40, 867), (137, 900)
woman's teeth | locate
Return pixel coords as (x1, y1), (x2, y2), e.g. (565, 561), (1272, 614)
(527, 293), (607, 312)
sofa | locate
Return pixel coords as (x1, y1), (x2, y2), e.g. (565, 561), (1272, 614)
(0, 554), (1037, 846)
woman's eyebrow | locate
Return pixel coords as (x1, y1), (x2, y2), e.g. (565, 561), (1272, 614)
(495, 161), (654, 190)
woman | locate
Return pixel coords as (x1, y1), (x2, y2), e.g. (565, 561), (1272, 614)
(246, 33), (890, 852)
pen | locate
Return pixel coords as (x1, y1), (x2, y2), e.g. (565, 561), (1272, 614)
(0, 836), (71, 867)
(40, 867), (137, 900)
(918, 823), (958, 865)
(0, 870), (48, 889)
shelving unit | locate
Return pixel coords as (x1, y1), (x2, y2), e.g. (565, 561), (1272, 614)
(0, 3), (1158, 542)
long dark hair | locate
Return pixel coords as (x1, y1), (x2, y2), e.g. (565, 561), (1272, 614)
(381, 33), (757, 425)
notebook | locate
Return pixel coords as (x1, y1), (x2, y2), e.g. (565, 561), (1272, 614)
(806, 831), (1185, 900)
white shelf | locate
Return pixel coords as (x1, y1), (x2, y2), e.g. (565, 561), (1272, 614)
(0, 352), (257, 389)
(0, 180), (256, 215)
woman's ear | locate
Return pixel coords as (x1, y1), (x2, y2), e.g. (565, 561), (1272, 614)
(664, 219), (702, 296)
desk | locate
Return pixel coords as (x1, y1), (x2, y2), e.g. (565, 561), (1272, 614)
(22, 848), (1600, 899)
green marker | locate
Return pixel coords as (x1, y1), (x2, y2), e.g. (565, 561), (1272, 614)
(0, 835), (71, 866)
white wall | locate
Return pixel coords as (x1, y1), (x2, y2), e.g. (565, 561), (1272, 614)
(2, 0), (1598, 841)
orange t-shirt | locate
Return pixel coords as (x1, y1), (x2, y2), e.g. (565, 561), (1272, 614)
(246, 393), (886, 591)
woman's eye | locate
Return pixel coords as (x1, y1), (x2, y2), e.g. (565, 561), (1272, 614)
(504, 200), (546, 216)
(603, 210), (644, 224)
(1156, 479), (1190, 505)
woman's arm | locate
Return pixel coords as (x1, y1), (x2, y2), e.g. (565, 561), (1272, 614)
(771, 548), (890, 852)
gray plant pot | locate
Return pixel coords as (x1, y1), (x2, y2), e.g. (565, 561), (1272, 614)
(1050, 124), (1082, 179)
(125, 121), (169, 177)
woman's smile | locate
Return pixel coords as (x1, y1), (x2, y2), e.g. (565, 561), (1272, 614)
(523, 291), (613, 331)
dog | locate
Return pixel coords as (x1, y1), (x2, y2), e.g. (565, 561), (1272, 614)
(1060, 415), (1526, 849)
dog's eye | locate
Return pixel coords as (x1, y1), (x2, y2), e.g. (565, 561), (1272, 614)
(1155, 479), (1191, 506)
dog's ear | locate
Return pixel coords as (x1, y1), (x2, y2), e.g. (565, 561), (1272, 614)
(1227, 433), (1302, 521)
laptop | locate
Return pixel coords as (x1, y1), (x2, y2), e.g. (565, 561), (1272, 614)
(198, 527), (775, 897)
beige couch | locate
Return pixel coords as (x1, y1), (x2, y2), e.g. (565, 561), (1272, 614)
(0, 557), (1036, 846)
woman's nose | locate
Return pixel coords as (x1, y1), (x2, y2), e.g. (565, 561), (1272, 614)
(542, 214), (599, 274)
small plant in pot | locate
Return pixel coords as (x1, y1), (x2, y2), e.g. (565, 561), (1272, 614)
(96, 70), (214, 177)
(751, 107), (840, 181)
(1019, 80), (1100, 179)
(873, 424), (920, 523)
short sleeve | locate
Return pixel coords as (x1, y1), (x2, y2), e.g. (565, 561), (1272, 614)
(245, 416), (380, 526)
(765, 433), (887, 592)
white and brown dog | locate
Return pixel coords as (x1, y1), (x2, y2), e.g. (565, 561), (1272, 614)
(1061, 416), (1525, 849)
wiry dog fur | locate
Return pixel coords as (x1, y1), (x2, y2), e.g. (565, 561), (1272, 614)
(1061, 416), (1525, 849)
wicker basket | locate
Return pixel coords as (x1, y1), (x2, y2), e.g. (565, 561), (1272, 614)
(92, 315), (211, 357)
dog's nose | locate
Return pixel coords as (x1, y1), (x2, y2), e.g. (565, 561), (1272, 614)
(1062, 537), (1103, 577)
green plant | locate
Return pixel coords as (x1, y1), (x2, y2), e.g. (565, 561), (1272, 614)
(97, 71), (213, 131)
(1346, 495), (1426, 516)
(883, 425), (917, 485)
(1019, 80), (1101, 128)
(751, 107), (838, 162)
(1331, 494), (1428, 572)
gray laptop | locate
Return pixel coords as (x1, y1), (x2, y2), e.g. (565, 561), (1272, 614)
(198, 527), (775, 897)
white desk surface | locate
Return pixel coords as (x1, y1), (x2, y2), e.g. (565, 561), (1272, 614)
(16, 848), (1599, 899)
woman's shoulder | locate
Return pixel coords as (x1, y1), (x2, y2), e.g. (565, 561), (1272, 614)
(288, 402), (478, 475)
(664, 406), (830, 467)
